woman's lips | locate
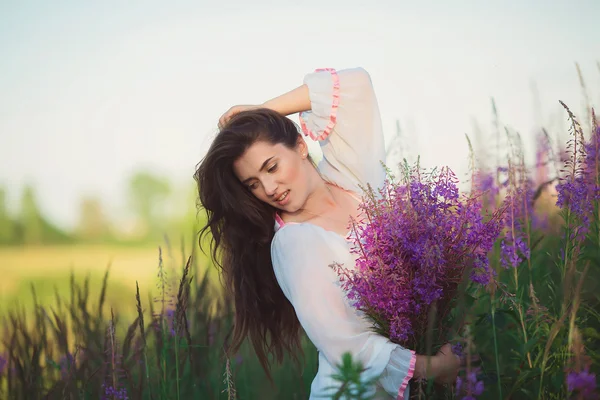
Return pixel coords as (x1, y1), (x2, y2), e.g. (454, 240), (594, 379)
(276, 190), (290, 206)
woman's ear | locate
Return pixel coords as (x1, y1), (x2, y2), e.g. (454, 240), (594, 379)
(296, 135), (308, 159)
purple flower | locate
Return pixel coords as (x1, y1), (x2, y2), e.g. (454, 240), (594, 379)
(556, 179), (592, 238)
(0, 354), (7, 376)
(583, 126), (600, 203)
(567, 367), (598, 399)
(556, 125), (600, 239)
(166, 308), (177, 337)
(500, 230), (530, 269)
(452, 342), (464, 359)
(455, 368), (485, 399)
(456, 376), (463, 392)
(498, 176), (544, 269)
(59, 353), (75, 379)
(471, 379), (484, 396)
(335, 165), (505, 344)
(102, 384), (129, 400)
(473, 170), (500, 209)
(161, 307), (189, 338)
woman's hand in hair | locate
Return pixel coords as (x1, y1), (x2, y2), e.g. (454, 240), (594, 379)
(218, 104), (262, 129)
(219, 84), (312, 129)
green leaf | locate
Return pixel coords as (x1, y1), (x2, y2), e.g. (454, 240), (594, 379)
(522, 336), (541, 357)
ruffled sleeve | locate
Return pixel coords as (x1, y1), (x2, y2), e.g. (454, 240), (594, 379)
(380, 347), (417, 398)
(299, 67), (387, 193)
(271, 224), (416, 399)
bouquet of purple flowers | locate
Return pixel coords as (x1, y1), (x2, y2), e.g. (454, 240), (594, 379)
(334, 162), (506, 350)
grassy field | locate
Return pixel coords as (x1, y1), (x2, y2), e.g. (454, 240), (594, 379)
(0, 244), (209, 317)
(1, 108), (599, 398)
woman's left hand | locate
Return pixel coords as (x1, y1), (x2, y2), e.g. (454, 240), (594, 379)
(218, 104), (262, 129)
(433, 343), (461, 384)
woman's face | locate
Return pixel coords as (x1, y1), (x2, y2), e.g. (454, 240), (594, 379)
(233, 139), (310, 212)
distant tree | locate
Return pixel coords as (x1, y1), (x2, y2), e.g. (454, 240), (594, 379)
(76, 196), (111, 242)
(19, 185), (43, 245)
(0, 187), (14, 244)
(168, 183), (205, 242)
(127, 171), (171, 238)
(12, 185), (72, 245)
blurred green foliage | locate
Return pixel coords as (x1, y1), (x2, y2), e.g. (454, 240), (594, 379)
(0, 170), (203, 247)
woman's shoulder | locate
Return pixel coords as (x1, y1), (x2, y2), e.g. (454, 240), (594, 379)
(270, 224), (318, 273)
(272, 222), (318, 247)
(271, 222), (342, 255)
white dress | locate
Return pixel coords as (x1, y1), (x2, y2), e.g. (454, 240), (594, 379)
(270, 67), (416, 400)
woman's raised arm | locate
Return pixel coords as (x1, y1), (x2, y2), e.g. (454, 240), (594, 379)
(218, 84), (311, 128)
(263, 84), (311, 116)
(219, 67), (387, 192)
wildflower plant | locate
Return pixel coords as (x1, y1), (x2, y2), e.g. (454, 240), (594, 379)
(327, 352), (379, 400)
(102, 310), (129, 400)
(556, 102), (596, 244)
(333, 159), (506, 351)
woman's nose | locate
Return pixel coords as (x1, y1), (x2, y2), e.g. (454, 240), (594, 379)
(263, 178), (278, 196)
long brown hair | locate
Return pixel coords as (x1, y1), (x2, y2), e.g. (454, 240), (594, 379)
(194, 109), (306, 379)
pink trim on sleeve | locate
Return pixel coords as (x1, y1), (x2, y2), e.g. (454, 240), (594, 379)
(299, 68), (340, 142)
(397, 351), (416, 400)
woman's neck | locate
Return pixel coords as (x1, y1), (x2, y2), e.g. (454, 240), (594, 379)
(304, 180), (338, 214)
(282, 179), (340, 222)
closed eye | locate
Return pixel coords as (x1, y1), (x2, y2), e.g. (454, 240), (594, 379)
(245, 162), (277, 190)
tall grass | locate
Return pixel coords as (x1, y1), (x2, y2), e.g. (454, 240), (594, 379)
(1, 102), (599, 399)
(0, 243), (318, 399)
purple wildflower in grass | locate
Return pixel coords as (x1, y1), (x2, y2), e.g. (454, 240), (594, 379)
(166, 308), (177, 337)
(556, 179), (592, 237)
(335, 164), (506, 345)
(0, 354), (7, 376)
(522, 178), (548, 231)
(499, 167), (545, 268)
(163, 307), (190, 338)
(583, 125), (600, 202)
(59, 353), (75, 379)
(473, 170), (500, 210)
(556, 184), (595, 240)
(102, 384), (129, 400)
(452, 342), (464, 359)
(496, 166), (511, 189)
(499, 227), (530, 269)
(555, 112), (599, 240)
(566, 367), (598, 399)
(455, 368), (485, 399)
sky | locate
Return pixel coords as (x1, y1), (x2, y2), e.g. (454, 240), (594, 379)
(0, 0), (599, 229)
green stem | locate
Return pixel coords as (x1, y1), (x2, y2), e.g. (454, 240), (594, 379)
(161, 320), (168, 399)
(142, 351), (151, 397)
(562, 208), (571, 280)
(491, 293), (503, 399)
(175, 334), (180, 400)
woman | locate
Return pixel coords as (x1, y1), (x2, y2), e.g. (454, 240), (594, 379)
(195, 67), (460, 399)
